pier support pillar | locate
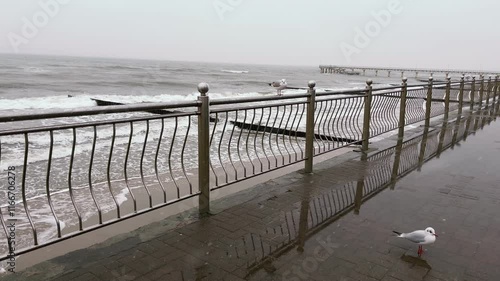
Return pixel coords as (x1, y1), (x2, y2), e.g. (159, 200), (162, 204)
(375, 70), (378, 76)
(401, 71), (404, 78)
(388, 71), (391, 77)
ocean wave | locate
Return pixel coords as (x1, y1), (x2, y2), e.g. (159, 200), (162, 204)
(0, 95), (96, 111)
(23, 67), (50, 73)
(0, 90), (290, 112)
(0, 82), (38, 89)
(95, 65), (145, 71)
(72, 79), (193, 88)
(221, 69), (249, 74)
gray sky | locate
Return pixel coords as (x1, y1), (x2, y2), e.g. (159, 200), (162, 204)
(1, 0), (499, 71)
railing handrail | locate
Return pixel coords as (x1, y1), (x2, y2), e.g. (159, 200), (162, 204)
(0, 100), (201, 123)
(0, 111), (196, 136)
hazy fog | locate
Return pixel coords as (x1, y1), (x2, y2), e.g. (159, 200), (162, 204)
(1, 0), (499, 71)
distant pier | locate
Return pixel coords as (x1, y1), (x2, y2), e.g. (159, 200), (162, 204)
(319, 65), (500, 78)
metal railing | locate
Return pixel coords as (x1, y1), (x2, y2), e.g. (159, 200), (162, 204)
(0, 74), (498, 261)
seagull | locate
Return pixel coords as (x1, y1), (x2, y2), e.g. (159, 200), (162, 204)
(393, 227), (438, 257)
(269, 79), (287, 96)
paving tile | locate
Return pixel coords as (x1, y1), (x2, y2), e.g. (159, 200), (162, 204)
(72, 273), (99, 281)
(136, 239), (168, 255)
(51, 271), (89, 281)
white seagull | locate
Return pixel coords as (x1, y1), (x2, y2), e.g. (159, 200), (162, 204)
(393, 227), (438, 257)
(269, 79), (287, 96)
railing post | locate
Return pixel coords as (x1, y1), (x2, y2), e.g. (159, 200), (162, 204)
(398, 78), (408, 133)
(485, 76), (492, 107)
(444, 75), (451, 120)
(493, 75), (499, 104)
(495, 75), (500, 115)
(305, 81), (316, 174)
(362, 80), (373, 151)
(470, 76), (476, 110)
(424, 77), (433, 127)
(479, 74), (485, 107)
(197, 82), (210, 215)
(458, 75), (465, 116)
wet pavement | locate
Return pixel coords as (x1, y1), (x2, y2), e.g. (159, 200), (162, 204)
(4, 106), (500, 281)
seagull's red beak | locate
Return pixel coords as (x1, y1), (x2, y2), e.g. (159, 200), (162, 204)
(434, 234), (438, 237)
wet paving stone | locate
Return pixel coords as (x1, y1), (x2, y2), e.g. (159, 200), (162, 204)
(5, 110), (500, 280)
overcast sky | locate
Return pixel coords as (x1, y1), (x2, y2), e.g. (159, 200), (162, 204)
(1, 0), (499, 71)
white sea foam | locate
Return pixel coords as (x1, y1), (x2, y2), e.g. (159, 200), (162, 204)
(23, 67), (50, 73)
(0, 95), (96, 111)
(0, 91), (285, 112)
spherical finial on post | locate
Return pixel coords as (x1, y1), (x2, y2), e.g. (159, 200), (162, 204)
(308, 80), (316, 89)
(429, 77), (434, 81)
(461, 74), (465, 81)
(197, 82), (209, 96)
(366, 80), (373, 86)
(446, 76), (451, 81)
(402, 77), (408, 83)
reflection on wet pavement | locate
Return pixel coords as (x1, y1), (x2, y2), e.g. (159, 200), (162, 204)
(249, 107), (500, 280)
